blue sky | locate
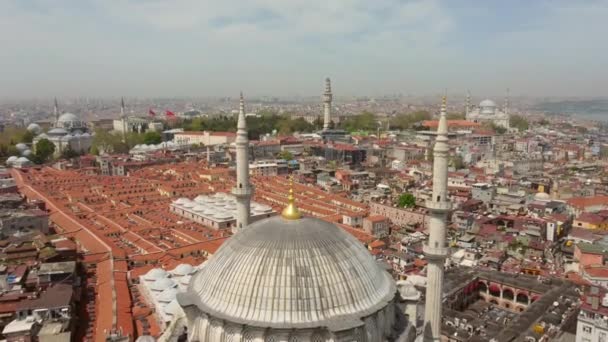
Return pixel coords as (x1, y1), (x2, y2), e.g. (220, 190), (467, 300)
(0, 0), (606, 98)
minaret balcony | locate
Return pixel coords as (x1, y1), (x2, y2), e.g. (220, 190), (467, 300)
(425, 200), (452, 212)
(232, 186), (253, 197)
(423, 244), (448, 259)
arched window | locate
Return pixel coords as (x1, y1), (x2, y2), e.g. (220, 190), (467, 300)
(502, 288), (514, 301)
(516, 293), (529, 304)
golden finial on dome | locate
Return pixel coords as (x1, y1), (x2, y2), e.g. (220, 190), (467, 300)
(282, 175), (301, 220)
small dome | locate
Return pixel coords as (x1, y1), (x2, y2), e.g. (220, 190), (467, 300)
(15, 143), (28, 152)
(22, 149), (32, 157)
(6, 156), (18, 165)
(151, 277), (176, 291)
(17, 157), (30, 163)
(192, 205), (205, 212)
(27, 123), (42, 134)
(143, 268), (167, 281)
(194, 195), (208, 203)
(175, 197), (190, 204)
(171, 264), (195, 276)
(164, 299), (183, 316)
(179, 274), (193, 285)
(534, 192), (551, 201)
(37, 133), (49, 140)
(174, 198), (190, 205)
(135, 336), (156, 342)
(156, 287), (178, 303)
(48, 128), (68, 135)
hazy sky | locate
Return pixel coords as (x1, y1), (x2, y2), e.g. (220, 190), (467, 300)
(1, 0), (607, 98)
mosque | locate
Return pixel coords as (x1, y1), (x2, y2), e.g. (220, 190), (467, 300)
(464, 92), (510, 129)
(32, 99), (93, 157)
(174, 91), (436, 342)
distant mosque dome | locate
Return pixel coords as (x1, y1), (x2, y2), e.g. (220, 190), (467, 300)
(57, 112), (79, 123)
(479, 99), (496, 108)
(27, 123), (42, 134)
(47, 128), (68, 136)
(479, 99), (497, 115)
(22, 149), (33, 157)
(57, 112), (86, 130)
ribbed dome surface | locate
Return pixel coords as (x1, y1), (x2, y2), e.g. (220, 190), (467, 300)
(181, 216), (395, 329)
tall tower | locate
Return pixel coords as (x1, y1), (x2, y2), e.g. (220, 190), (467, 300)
(503, 88), (510, 115)
(231, 92), (253, 234)
(423, 96), (451, 342)
(465, 90), (471, 117)
(322, 77), (333, 131)
(53, 98), (59, 127)
(120, 97), (127, 144)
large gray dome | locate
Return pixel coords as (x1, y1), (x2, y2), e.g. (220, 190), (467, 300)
(58, 112), (79, 123)
(179, 216), (395, 331)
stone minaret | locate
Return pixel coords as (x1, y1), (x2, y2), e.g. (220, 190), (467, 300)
(503, 88), (510, 115)
(322, 77), (333, 131)
(120, 97), (127, 143)
(231, 92), (253, 234)
(423, 95), (451, 342)
(465, 90), (471, 117)
(53, 98), (59, 127)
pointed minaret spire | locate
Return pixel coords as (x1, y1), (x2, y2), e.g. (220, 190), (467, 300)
(120, 97), (127, 144)
(232, 92), (253, 234)
(504, 88), (510, 115)
(322, 77), (333, 131)
(120, 97), (125, 118)
(465, 90), (471, 117)
(53, 98), (59, 127)
(423, 95), (451, 342)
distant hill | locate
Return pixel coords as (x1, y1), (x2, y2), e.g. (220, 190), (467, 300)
(533, 99), (608, 121)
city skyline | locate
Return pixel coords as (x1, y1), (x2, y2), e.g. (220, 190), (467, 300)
(1, 0), (607, 99)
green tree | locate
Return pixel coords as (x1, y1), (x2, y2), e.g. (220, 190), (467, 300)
(278, 150), (294, 161)
(34, 139), (56, 163)
(510, 115), (529, 131)
(446, 112), (466, 120)
(398, 193), (416, 208)
(91, 129), (123, 154)
(391, 111), (431, 130)
(313, 116), (323, 130)
(450, 155), (465, 169)
(90, 145), (100, 156)
(143, 131), (162, 145)
(340, 111), (377, 132)
(490, 123), (507, 134)
(20, 130), (35, 143)
(61, 147), (79, 159)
